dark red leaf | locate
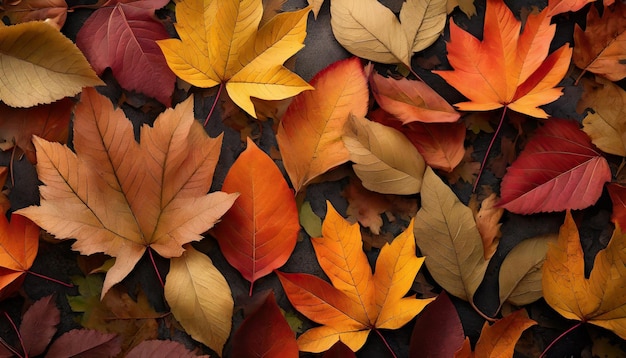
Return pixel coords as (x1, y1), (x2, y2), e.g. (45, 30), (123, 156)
(607, 183), (626, 230)
(125, 339), (207, 358)
(322, 341), (357, 358)
(46, 329), (121, 358)
(410, 291), (464, 357)
(20, 295), (59, 356)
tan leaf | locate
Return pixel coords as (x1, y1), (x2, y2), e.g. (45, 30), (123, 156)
(400, 0), (447, 53)
(470, 193), (503, 260)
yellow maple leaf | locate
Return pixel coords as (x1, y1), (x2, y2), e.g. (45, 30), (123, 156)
(157, 0), (313, 117)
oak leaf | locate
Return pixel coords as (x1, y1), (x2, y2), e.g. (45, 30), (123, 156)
(76, 0), (175, 106)
(330, 0), (446, 66)
(543, 210), (626, 340)
(277, 202), (433, 353)
(0, 214), (39, 300)
(498, 118), (611, 214)
(574, 1), (626, 82)
(434, 0), (572, 118)
(157, 0), (312, 117)
(414, 167), (488, 302)
(212, 138), (299, 295)
(343, 114), (426, 195)
(0, 21), (103, 107)
(0, 0), (68, 29)
(17, 87), (238, 296)
(277, 57), (368, 192)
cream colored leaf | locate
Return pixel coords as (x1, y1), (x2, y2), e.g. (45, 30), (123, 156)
(400, 0), (447, 53)
(414, 167), (488, 302)
(0, 21), (103, 107)
(165, 245), (233, 356)
(343, 115), (426, 195)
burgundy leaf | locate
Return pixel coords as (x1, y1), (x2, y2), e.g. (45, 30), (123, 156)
(125, 339), (207, 358)
(20, 295), (59, 356)
(46, 329), (121, 358)
(410, 291), (464, 357)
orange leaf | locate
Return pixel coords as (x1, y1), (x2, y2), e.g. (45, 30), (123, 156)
(277, 201), (433, 353)
(277, 57), (369, 192)
(470, 193), (503, 260)
(433, 0), (572, 118)
(608, 183), (626, 230)
(212, 138), (299, 294)
(17, 87), (238, 297)
(0, 214), (39, 300)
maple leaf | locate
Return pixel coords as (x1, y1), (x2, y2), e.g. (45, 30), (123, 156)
(0, 0), (68, 29)
(17, 88), (238, 296)
(157, 0), (312, 117)
(277, 57), (369, 192)
(76, 0), (175, 106)
(277, 201), (433, 353)
(433, 0), (572, 118)
(543, 210), (626, 341)
(498, 118), (611, 214)
(0, 21), (103, 107)
(212, 138), (300, 295)
(0, 214), (39, 300)
(573, 1), (626, 82)
(0, 98), (74, 163)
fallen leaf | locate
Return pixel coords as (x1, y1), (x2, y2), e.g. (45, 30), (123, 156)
(573, 1), (626, 82)
(343, 114), (426, 195)
(410, 291), (465, 357)
(20, 295), (59, 356)
(0, 167), (9, 214)
(17, 87), (238, 296)
(277, 202), (433, 352)
(343, 177), (392, 235)
(212, 138), (299, 295)
(165, 245), (233, 356)
(46, 329), (122, 358)
(369, 71), (459, 124)
(0, 98), (74, 163)
(0, 21), (103, 107)
(76, 0), (175, 106)
(308, 0), (324, 18)
(322, 341), (356, 358)
(498, 233), (557, 308)
(126, 339), (208, 358)
(231, 291), (299, 357)
(489, 135), (517, 178)
(579, 76), (626, 156)
(434, 0), (572, 118)
(446, 0), (476, 17)
(444, 146), (480, 185)
(470, 193), (503, 260)
(547, 0), (595, 15)
(299, 201), (322, 238)
(607, 183), (626, 229)
(0, 214), (39, 299)
(277, 57), (368, 192)
(330, 0), (446, 66)
(498, 118), (611, 214)
(1, 0), (68, 29)
(455, 309), (536, 357)
(414, 167), (488, 302)
(157, 0), (312, 117)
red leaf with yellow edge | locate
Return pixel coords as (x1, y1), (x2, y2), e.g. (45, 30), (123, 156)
(277, 57), (369, 192)
(0, 214), (39, 300)
(277, 201), (432, 353)
(498, 118), (611, 214)
(231, 291), (299, 358)
(212, 138), (299, 295)
(433, 0), (572, 118)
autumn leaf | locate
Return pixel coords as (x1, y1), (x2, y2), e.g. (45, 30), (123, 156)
(0, 98), (74, 163)
(433, 0), (572, 118)
(157, 0), (312, 117)
(608, 183), (626, 230)
(277, 57), (368, 192)
(230, 291), (299, 357)
(369, 71), (459, 124)
(277, 202), (433, 352)
(18, 295), (59, 356)
(0, 0), (68, 29)
(414, 167), (488, 302)
(455, 309), (536, 357)
(543, 210), (626, 340)
(46, 329), (122, 358)
(343, 177), (393, 235)
(579, 76), (626, 156)
(498, 118), (611, 214)
(573, 1), (626, 82)
(547, 0), (597, 15)
(17, 87), (238, 296)
(0, 21), (103, 107)
(212, 138), (299, 295)
(308, 0), (323, 18)
(0, 167), (9, 214)
(330, 0), (446, 66)
(469, 193), (503, 260)
(343, 114), (426, 195)
(0, 214), (39, 300)
(126, 340), (209, 358)
(165, 245), (233, 356)
(76, 0), (175, 106)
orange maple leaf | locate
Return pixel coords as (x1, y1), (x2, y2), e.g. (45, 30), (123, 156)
(434, 0), (572, 118)
(0, 214), (39, 300)
(17, 88), (238, 297)
(277, 201), (433, 353)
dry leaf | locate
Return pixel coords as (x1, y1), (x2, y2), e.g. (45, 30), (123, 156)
(0, 168), (10, 214)
(0, 214), (39, 300)
(126, 340), (208, 358)
(46, 329), (122, 358)
(608, 183), (626, 230)
(470, 193), (503, 260)
(0, 0), (68, 29)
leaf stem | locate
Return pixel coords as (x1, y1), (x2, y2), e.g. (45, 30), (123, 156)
(373, 328), (397, 358)
(409, 67), (424, 83)
(10, 145), (16, 187)
(470, 300), (497, 323)
(3, 312), (25, 358)
(26, 270), (73, 288)
(473, 106), (507, 193)
(539, 321), (583, 358)
(204, 82), (224, 127)
(148, 248), (164, 288)
(0, 336), (21, 358)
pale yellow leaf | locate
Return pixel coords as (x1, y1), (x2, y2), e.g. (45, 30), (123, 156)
(400, 0), (447, 53)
